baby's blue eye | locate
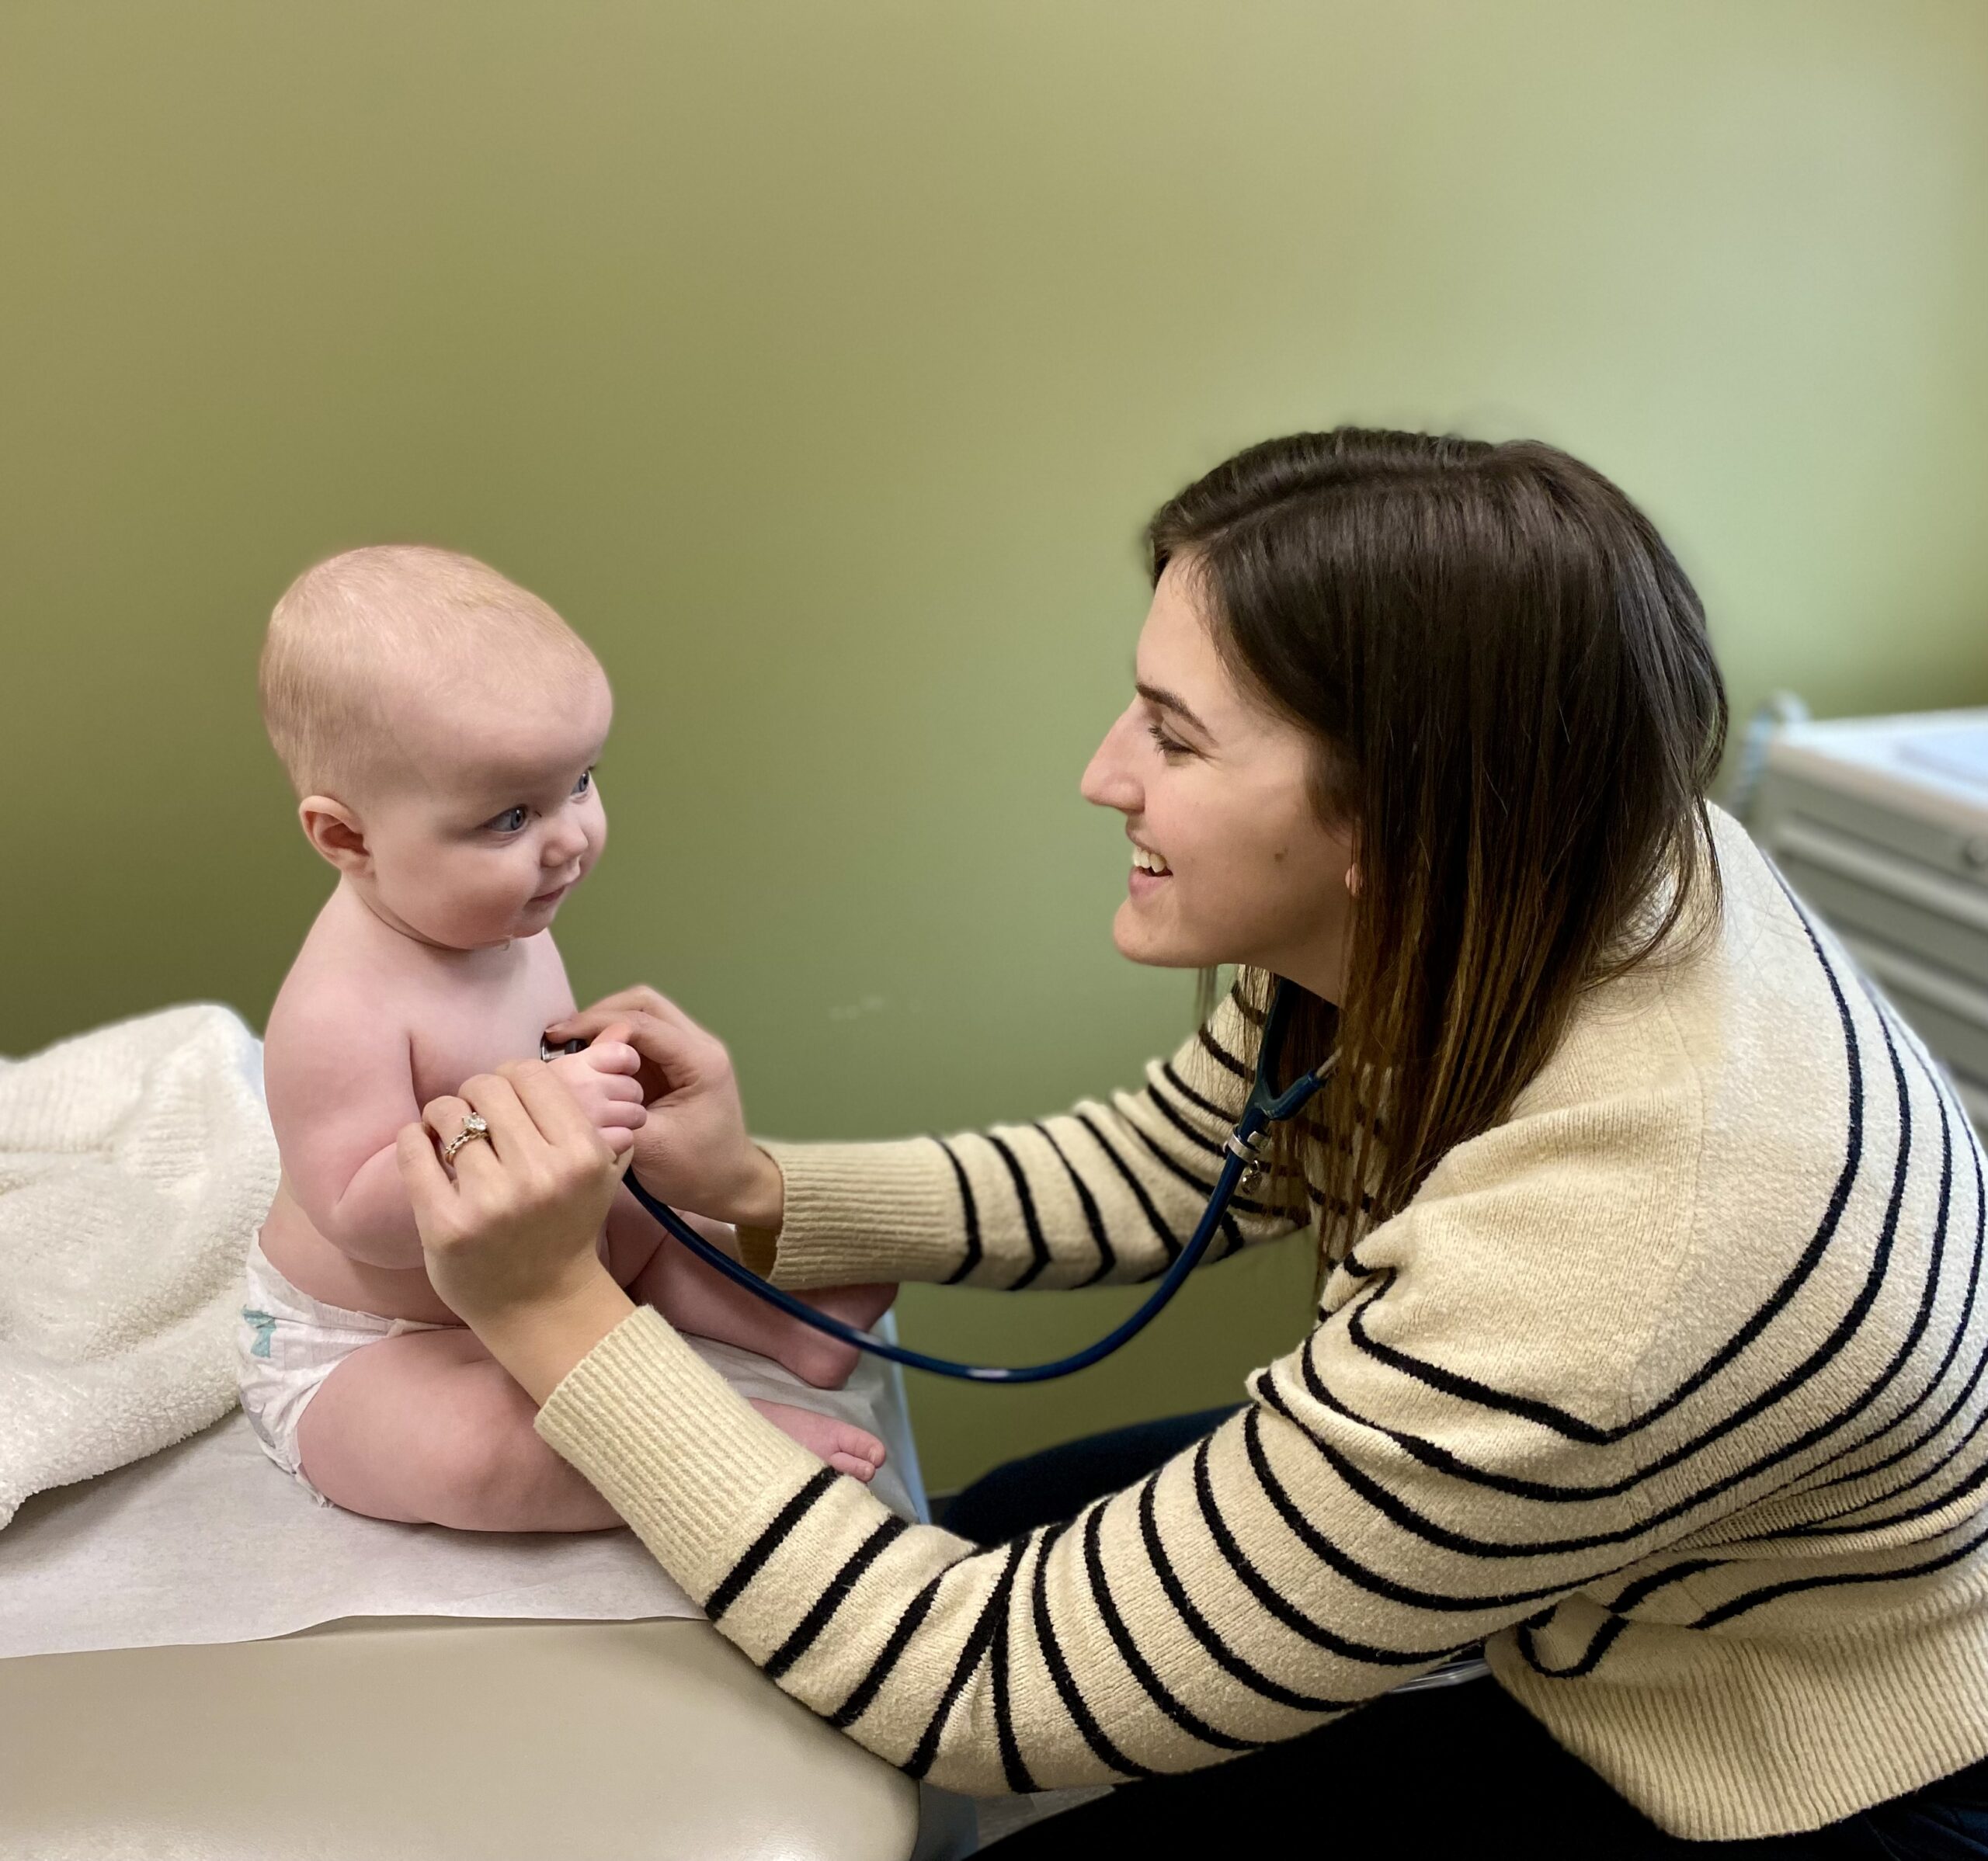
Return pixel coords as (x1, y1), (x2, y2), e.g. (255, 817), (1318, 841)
(572, 769), (593, 798)
(491, 806), (530, 834)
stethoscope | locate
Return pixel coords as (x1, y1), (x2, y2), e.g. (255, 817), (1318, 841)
(550, 978), (1329, 1384)
(553, 984), (1496, 1691)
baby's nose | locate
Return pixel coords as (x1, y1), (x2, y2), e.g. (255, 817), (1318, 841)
(544, 821), (589, 866)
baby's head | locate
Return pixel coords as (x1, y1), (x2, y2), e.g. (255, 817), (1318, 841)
(260, 545), (610, 950)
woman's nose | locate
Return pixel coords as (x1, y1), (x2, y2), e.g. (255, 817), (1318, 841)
(1079, 708), (1142, 814)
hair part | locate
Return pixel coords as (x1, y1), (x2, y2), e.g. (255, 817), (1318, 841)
(259, 544), (598, 800)
(1149, 429), (1728, 1265)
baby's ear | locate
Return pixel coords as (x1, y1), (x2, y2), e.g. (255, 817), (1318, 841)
(297, 794), (370, 874)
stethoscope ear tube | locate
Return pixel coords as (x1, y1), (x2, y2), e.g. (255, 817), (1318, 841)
(613, 980), (1328, 1384)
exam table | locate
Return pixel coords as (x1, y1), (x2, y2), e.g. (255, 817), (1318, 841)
(0, 1613), (931, 1859)
(0, 1330), (988, 1860)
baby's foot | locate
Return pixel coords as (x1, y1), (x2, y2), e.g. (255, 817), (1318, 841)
(752, 1400), (887, 1483)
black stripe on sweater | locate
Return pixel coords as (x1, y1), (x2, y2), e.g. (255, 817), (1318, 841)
(1242, 1393), (1599, 1604)
(1515, 1558), (1726, 1679)
(1074, 1109), (1185, 1270)
(985, 1131), (1055, 1290)
(1081, 1502), (1253, 1752)
(1191, 1434), (1465, 1664)
(1118, 1111), (1268, 1227)
(1801, 1439), (1988, 1540)
(1798, 1076), (1985, 1505)
(1028, 1517), (1156, 1779)
(1134, 1477), (1358, 1713)
(764, 1516), (910, 1681)
(904, 1537), (1030, 1779)
(1795, 1156), (1988, 1532)
(1332, 901), (1869, 1446)
(705, 1468), (839, 1620)
(1198, 1023), (1251, 1082)
(827, 1572), (946, 1731)
(1160, 1058), (1233, 1126)
(1288, 989), (1912, 1525)
(1033, 1120), (1118, 1288)
(1768, 1057), (1960, 1523)
(1145, 1073), (1228, 1157)
(1687, 1513), (1988, 1630)
(1276, 1007), (1923, 1547)
(990, 1542), (1034, 1793)
(1229, 981), (1269, 1029)
(1799, 1361), (1988, 1539)
(934, 1137), (984, 1285)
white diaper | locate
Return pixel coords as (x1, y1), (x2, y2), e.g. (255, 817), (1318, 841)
(235, 1240), (448, 1502)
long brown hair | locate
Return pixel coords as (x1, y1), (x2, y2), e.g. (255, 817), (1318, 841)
(1150, 429), (1727, 1262)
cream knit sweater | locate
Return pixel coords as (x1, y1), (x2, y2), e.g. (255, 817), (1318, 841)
(537, 810), (1988, 1839)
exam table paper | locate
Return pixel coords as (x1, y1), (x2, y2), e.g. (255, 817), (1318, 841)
(0, 1335), (919, 1659)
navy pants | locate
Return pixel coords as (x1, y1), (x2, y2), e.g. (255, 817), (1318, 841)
(944, 1409), (1988, 1858)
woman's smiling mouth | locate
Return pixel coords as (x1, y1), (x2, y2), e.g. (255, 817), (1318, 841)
(1128, 840), (1172, 896)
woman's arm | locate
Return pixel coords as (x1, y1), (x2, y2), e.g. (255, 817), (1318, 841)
(398, 1059), (1699, 1799)
(549, 983), (1306, 1292)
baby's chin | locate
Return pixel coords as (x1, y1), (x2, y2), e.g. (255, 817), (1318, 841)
(506, 890), (572, 937)
(405, 906), (562, 950)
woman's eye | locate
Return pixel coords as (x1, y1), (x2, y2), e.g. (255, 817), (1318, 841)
(1147, 720), (1190, 758)
(489, 806), (530, 834)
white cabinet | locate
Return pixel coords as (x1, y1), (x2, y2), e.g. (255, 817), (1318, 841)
(1751, 710), (1988, 1134)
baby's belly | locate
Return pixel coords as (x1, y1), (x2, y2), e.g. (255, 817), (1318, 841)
(259, 1186), (463, 1327)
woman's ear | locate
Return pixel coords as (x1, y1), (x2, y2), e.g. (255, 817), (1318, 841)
(1344, 861), (1361, 897)
(298, 794), (372, 876)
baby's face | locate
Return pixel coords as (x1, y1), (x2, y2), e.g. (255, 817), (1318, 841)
(358, 661), (613, 950)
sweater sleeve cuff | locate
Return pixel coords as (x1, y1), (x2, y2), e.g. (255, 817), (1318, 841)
(753, 1137), (969, 1286)
(534, 1305), (828, 1594)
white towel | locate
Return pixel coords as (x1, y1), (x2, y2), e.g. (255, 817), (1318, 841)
(0, 1004), (277, 1530)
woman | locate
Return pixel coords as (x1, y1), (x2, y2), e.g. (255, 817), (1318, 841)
(397, 430), (1988, 1853)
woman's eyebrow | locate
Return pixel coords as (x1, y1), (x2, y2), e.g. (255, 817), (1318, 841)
(1135, 681), (1211, 734)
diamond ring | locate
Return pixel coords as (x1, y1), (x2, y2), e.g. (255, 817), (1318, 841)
(441, 1112), (491, 1165)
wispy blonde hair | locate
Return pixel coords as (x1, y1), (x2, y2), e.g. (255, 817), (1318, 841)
(259, 544), (597, 799)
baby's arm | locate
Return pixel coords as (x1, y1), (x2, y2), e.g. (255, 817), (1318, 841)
(262, 997), (429, 1269)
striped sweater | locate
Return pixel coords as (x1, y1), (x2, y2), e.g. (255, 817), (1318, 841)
(537, 809), (1988, 1840)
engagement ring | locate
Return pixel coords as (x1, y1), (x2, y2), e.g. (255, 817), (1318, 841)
(442, 1112), (490, 1165)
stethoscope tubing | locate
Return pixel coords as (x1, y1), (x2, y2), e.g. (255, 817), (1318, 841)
(622, 1148), (1253, 1383)
(606, 978), (1326, 1384)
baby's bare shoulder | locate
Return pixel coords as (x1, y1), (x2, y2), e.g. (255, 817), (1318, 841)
(263, 907), (422, 1092)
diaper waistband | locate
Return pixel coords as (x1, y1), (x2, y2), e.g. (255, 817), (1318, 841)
(242, 1238), (449, 1338)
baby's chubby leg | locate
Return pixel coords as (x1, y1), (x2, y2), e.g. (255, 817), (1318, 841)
(603, 1193), (885, 1481)
(629, 1212), (892, 1391)
(622, 1210), (888, 1479)
(297, 1327), (621, 1532)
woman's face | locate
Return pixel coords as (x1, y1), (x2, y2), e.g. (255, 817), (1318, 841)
(1080, 557), (1358, 1001)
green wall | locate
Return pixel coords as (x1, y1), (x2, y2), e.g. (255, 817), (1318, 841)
(5, 2), (1986, 1492)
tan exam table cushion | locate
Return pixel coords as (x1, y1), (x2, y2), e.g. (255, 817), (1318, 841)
(0, 1613), (921, 1860)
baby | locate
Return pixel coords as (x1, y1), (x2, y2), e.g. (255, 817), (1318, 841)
(238, 545), (894, 1530)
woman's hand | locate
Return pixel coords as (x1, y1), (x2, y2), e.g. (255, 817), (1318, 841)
(544, 987), (785, 1231)
(397, 1061), (637, 1403)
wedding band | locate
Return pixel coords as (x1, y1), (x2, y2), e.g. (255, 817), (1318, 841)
(441, 1113), (490, 1165)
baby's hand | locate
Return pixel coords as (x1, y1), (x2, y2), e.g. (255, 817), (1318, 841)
(544, 1036), (648, 1149)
